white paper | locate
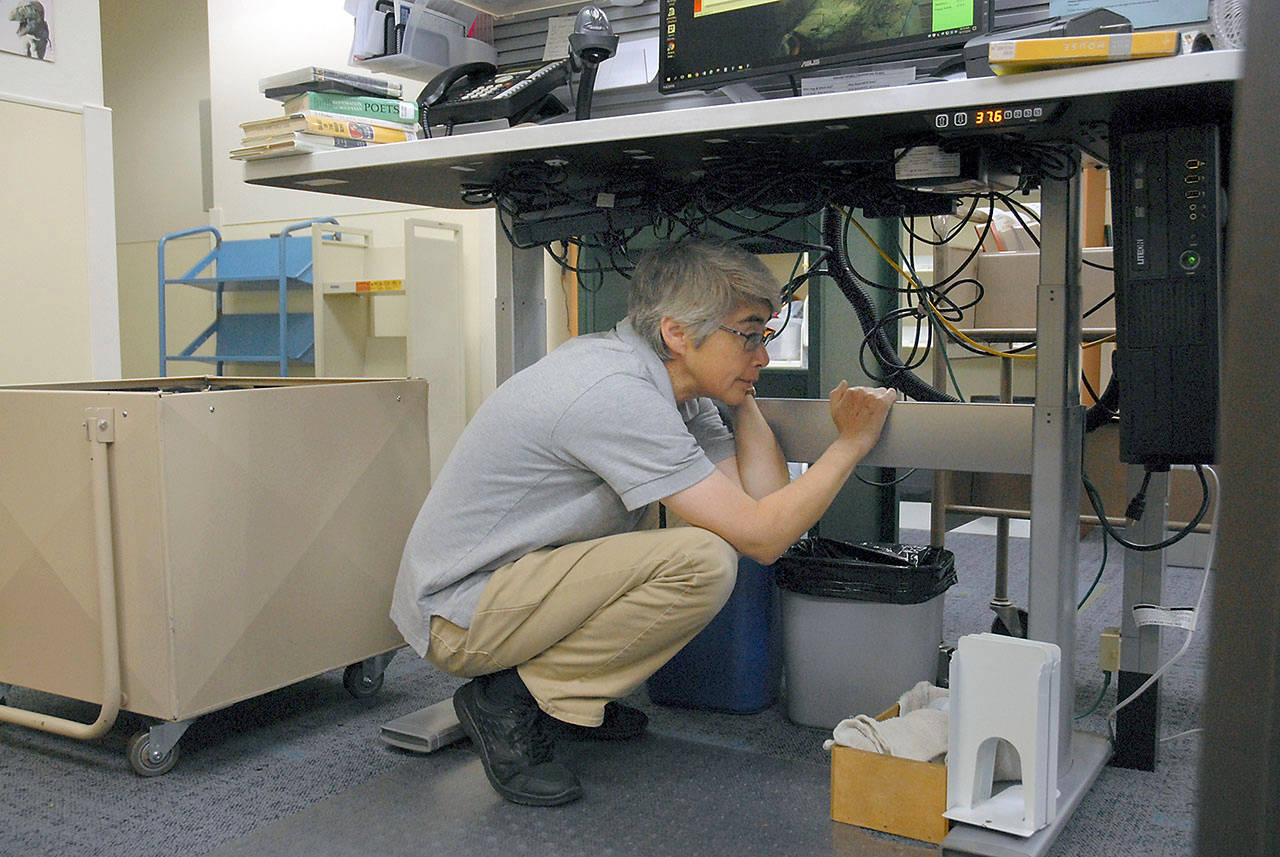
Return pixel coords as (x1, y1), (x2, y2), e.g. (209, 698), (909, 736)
(1133, 604), (1198, 631)
(594, 38), (657, 91)
(347, 0), (418, 60)
(542, 15), (576, 61)
(801, 66), (916, 96)
(346, 0), (384, 60)
(894, 145), (962, 181)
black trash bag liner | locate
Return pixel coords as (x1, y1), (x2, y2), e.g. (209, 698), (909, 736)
(776, 537), (957, 605)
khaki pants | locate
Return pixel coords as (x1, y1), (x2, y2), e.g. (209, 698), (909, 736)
(427, 527), (738, 727)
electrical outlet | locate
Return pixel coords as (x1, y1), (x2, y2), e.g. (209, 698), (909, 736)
(1099, 626), (1122, 673)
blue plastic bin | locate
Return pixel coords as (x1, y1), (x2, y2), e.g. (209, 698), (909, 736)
(646, 557), (782, 713)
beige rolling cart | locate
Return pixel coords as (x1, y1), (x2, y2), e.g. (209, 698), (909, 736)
(0, 376), (430, 775)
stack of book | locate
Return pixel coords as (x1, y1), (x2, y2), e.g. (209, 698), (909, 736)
(231, 67), (421, 161)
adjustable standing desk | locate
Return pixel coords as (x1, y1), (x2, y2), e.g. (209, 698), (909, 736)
(245, 49), (1240, 857)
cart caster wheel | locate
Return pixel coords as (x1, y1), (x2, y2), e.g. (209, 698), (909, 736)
(128, 730), (180, 777)
(991, 608), (1029, 638)
(343, 663), (384, 699)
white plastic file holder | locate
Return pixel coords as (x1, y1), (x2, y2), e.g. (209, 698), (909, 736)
(944, 632), (1061, 837)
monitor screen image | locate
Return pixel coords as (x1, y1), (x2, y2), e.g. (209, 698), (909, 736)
(659, 0), (988, 93)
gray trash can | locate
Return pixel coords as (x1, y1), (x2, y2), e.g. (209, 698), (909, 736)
(775, 538), (957, 729)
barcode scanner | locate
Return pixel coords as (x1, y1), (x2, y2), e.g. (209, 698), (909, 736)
(568, 5), (618, 121)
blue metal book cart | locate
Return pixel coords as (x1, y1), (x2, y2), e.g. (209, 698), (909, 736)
(158, 218), (339, 376)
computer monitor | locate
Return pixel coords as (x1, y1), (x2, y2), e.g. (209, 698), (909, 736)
(658, 0), (991, 93)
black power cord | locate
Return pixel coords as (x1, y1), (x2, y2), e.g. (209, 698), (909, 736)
(1082, 463), (1212, 552)
(821, 206), (958, 403)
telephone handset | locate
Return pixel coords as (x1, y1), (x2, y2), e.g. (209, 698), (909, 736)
(419, 61), (496, 109)
(417, 59), (570, 130)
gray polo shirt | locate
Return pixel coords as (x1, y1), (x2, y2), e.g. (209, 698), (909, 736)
(391, 318), (737, 655)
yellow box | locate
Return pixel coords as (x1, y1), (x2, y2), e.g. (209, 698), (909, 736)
(989, 31), (1179, 74)
(830, 705), (950, 844)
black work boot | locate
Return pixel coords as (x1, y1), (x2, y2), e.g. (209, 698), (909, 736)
(452, 669), (583, 806)
(552, 701), (649, 741)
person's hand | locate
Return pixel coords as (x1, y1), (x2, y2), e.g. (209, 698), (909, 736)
(828, 381), (896, 451)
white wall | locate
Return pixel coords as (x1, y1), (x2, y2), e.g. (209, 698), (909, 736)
(102, 0), (211, 244)
(206, 0), (429, 225)
(0, 1), (119, 383)
(102, 0), (212, 377)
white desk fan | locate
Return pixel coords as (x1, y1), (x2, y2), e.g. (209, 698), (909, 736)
(1211, 0), (1248, 48)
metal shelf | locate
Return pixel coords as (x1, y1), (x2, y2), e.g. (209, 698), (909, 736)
(158, 218), (337, 376)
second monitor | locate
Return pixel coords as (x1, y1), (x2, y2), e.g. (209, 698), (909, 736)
(658, 0), (991, 93)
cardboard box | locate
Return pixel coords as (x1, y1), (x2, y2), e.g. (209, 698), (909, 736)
(948, 422), (1212, 528)
(974, 247), (1115, 329)
(938, 246), (1115, 331)
(830, 705), (950, 844)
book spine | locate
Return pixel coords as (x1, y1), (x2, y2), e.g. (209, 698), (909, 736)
(988, 31), (1179, 69)
(289, 133), (371, 150)
(324, 279), (405, 293)
(240, 109), (419, 140)
(303, 113), (419, 143)
(230, 135), (372, 161)
(259, 67), (400, 98)
(311, 133), (368, 146)
(311, 68), (401, 97)
(284, 92), (417, 125)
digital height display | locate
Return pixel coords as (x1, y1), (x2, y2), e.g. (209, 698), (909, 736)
(660, 0), (988, 93)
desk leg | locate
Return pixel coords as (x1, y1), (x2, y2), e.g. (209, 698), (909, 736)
(494, 240), (546, 383)
(1029, 164), (1084, 767)
(1113, 467), (1169, 770)
(942, 153), (1111, 857)
(931, 336), (949, 548)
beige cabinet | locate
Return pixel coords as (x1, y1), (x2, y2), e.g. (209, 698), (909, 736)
(312, 224), (409, 377)
(0, 377), (429, 773)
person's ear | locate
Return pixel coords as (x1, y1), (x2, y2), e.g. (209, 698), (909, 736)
(660, 316), (689, 356)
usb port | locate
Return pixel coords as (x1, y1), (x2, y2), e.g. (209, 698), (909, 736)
(1186, 159), (1204, 170)
(1185, 175), (1203, 183)
(1185, 190), (1204, 200)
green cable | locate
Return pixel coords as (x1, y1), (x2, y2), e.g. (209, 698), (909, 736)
(1074, 671), (1113, 720)
(930, 315), (966, 402)
(1077, 522), (1110, 610)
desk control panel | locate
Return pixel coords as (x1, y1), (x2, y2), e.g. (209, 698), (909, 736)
(929, 100), (1064, 134)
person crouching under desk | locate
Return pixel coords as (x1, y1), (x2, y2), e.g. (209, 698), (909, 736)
(391, 239), (896, 805)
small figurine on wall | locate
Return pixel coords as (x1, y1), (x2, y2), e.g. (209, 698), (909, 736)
(3, 0), (52, 61)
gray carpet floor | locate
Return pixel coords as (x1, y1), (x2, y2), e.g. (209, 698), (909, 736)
(0, 527), (1209, 857)
(204, 734), (843, 857)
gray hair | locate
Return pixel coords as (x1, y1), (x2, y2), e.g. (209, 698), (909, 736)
(628, 241), (781, 360)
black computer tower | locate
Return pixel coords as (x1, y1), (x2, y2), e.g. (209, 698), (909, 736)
(1109, 123), (1223, 466)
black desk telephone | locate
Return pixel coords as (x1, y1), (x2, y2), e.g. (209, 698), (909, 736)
(417, 59), (570, 130)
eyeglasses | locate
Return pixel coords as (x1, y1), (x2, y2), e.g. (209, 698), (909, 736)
(718, 324), (778, 352)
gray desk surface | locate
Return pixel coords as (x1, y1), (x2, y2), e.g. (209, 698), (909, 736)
(244, 50), (1240, 208)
